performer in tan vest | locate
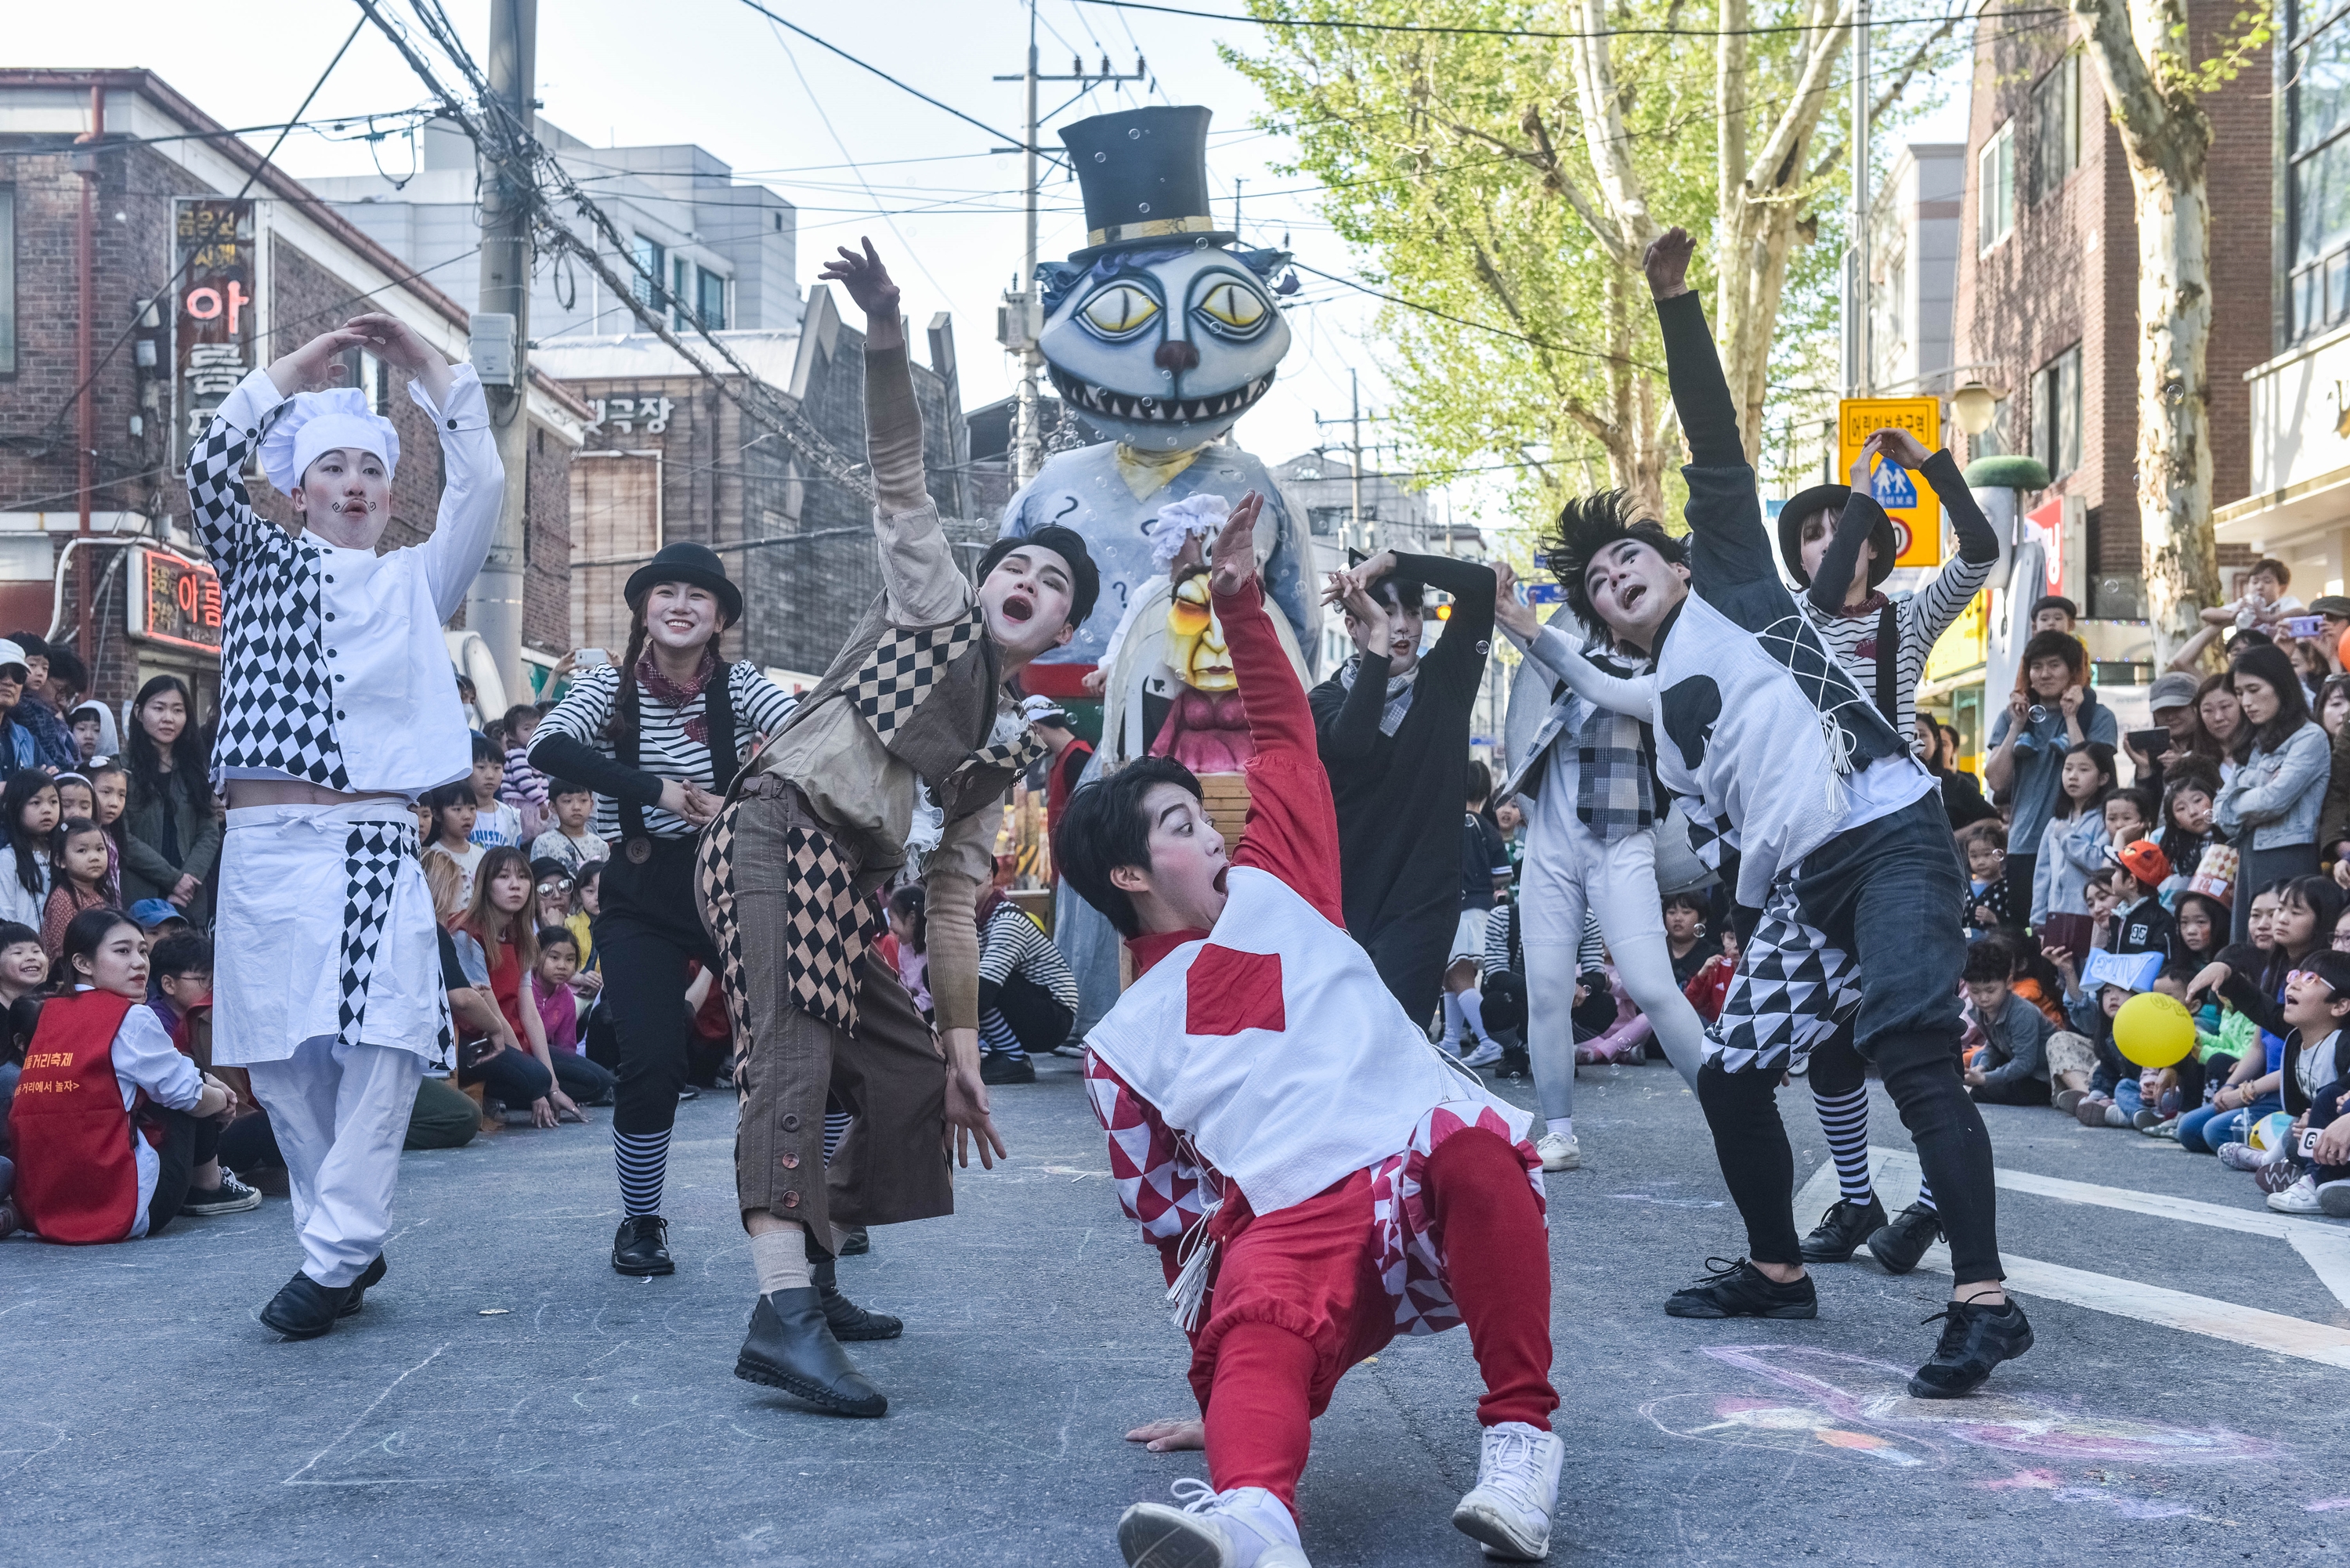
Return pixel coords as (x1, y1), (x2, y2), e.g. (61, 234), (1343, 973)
(697, 240), (1098, 1416)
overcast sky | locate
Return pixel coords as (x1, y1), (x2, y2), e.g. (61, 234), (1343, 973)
(13, 1), (1966, 521)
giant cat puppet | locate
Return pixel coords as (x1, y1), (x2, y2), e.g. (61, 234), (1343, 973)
(996, 105), (1318, 683)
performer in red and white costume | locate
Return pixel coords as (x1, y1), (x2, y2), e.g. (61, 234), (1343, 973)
(1058, 494), (1564, 1568)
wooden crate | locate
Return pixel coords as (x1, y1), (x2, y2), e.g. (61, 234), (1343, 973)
(1197, 771), (1251, 847)
(1007, 886), (1054, 936)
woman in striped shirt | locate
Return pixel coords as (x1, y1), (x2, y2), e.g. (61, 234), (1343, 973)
(529, 542), (795, 1277)
(974, 884), (1079, 1083)
(1776, 425), (2001, 1270)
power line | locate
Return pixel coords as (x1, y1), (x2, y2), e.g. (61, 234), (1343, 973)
(727, 0), (1031, 152)
(1073, 0), (2052, 40)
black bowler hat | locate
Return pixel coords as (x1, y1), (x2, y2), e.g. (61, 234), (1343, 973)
(1777, 482), (1897, 591)
(1060, 106), (1235, 263)
(625, 540), (743, 627)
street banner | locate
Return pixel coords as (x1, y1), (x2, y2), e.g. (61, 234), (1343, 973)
(173, 197), (257, 468)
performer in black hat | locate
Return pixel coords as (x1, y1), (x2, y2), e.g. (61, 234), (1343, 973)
(528, 541), (804, 1284)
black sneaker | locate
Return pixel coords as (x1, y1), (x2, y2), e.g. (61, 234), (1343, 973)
(979, 1053), (1036, 1086)
(1665, 1257), (1818, 1319)
(1867, 1203), (1943, 1275)
(1799, 1195), (1886, 1263)
(180, 1172), (263, 1216)
(338, 1253), (389, 1318)
(613, 1214), (676, 1276)
(1908, 1298), (2034, 1397)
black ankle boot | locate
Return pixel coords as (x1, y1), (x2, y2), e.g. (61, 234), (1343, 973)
(1909, 1298), (2033, 1397)
(1799, 1196), (1888, 1263)
(613, 1215), (675, 1277)
(1866, 1202), (1943, 1275)
(735, 1289), (888, 1416)
(338, 1253), (389, 1318)
(259, 1271), (352, 1339)
(810, 1251), (903, 1341)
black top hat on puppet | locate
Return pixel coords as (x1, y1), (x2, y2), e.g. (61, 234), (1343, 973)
(626, 540), (743, 628)
(1777, 482), (1897, 591)
(1060, 106), (1236, 264)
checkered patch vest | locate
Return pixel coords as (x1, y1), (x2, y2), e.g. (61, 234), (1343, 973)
(765, 591), (1025, 824)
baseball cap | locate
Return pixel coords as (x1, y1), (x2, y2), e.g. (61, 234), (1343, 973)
(0, 639), (28, 679)
(128, 898), (185, 930)
(2146, 670), (2200, 714)
(2114, 839), (2171, 888)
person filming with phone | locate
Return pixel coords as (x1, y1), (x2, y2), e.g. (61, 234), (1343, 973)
(1985, 630), (2117, 923)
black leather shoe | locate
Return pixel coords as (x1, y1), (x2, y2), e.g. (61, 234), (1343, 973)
(811, 1251), (902, 1341)
(613, 1215), (675, 1276)
(338, 1253), (388, 1318)
(1867, 1202), (1943, 1275)
(1799, 1195), (1887, 1263)
(259, 1271), (352, 1339)
(838, 1226), (871, 1256)
(1908, 1299), (2034, 1397)
(1665, 1257), (1817, 1320)
(979, 1053), (1036, 1086)
(734, 1289), (888, 1416)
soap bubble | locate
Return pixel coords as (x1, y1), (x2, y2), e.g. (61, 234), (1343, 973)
(1128, 128), (1142, 139)
(1094, 151), (1107, 162)
(1138, 202), (1151, 214)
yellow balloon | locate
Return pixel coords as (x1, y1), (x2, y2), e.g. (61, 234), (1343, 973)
(2113, 991), (2196, 1069)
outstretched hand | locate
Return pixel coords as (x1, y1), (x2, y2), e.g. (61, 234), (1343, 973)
(819, 237), (902, 327)
(1643, 227), (1695, 301)
(1208, 491), (1264, 598)
(1491, 559), (1540, 639)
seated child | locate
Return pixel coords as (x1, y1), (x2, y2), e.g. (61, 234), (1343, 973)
(6, 909), (240, 1242)
(1682, 925), (1742, 1024)
(530, 925), (614, 1107)
(1575, 959), (1654, 1066)
(530, 779), (609, 875)
(1962, 939), (2057, 1106)
(2266, 949), (2350, 1214)
(1057, 495), (1562, 1568)
(144, 931), (259, 1214)
(39, 818), (116, 963)
(2106, 841), (2178, 960)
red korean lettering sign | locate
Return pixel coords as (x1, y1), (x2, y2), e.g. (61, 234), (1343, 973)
(173, 198), (258, 468)
(127, 548), (223, 654)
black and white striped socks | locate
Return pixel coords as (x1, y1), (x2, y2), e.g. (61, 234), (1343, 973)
(613, 1128), (671, 1218)
(1813, 1085), (1875, 1204)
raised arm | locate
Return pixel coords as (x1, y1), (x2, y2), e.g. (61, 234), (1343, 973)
(1492, 563), (1656, 721)
(1644, 228), (1781, 598)
(1395, 551), (1496, 689)
(187, 371), (288, 574)
(823, 240), (965, 628)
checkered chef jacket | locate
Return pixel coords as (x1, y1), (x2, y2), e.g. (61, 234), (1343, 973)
(188, 366), (501, 794)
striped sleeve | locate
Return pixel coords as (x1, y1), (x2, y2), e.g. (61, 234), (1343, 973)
(979, 905), (1079, 1010)
(533, 665), (620, 755)
(1578, 912), (1606, 972)
(1906, 552), (1994, 664)
(1481, 903), (1516, 977)
(729, 663), (800, 750)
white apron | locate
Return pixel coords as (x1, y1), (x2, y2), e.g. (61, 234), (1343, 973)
(213, 800), (451, 1069)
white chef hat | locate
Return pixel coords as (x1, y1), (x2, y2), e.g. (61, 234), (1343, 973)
(258, 387), (400, 495)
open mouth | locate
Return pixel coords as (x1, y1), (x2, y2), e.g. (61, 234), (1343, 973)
(1047, 364), (1277, 425)
(1001, 593), (1035, 625)
(1622, 582), (1647, 615)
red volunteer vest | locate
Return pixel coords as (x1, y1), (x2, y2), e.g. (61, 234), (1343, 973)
(6, 990), (146, 1245)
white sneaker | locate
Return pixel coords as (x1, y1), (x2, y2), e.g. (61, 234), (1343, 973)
(2269, 1173), (2326, 1215)
(1535, 1133), (1579, 1172)
(1118, 1480), (1309, 1568)
(1452, 1421), (1564, 1560)
(1462, 1039), (1506, 1068)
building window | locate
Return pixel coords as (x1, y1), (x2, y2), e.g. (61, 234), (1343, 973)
(2032, 52), (2081, 201)
(672, 256), (692, 331)
(2032, 344), (2083, 480)
(2289, 0), (2350, 341)
(631, 234), (665, 311)
(1978, 121), (2016, 252)
(0, 184), (13, 374)
(359, 349), (388, 413)
(696, 266), (727, 330)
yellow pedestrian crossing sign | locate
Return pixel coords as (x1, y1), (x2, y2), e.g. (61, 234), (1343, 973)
(1838, 396), (1943, 568)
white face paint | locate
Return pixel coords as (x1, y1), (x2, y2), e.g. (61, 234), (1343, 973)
(292, 446), (392, 550)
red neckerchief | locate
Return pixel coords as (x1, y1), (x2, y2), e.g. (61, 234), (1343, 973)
(1827, 590), (1892, 620)
(636, 648), (720, 746)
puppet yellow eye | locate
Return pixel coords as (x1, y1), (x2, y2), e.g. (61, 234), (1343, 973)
(1195, 280), (1267, 332)
(1079, 284), (1159, 338)
(1168, 599), (1210, 635)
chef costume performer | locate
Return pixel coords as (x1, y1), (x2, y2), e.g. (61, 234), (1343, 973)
(1057, 495), (1564, 1568)
(695, 240), (1099, 1418)
(190, 313), (496, 1339)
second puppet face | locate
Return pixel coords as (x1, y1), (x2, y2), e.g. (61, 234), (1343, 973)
(1166, 569), (1234, 692)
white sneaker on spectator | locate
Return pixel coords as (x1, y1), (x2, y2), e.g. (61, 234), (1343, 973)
(1452, 1420), (1564, 1561)
(2269, 1174), (2326, 1214)
(1536, 1133), (1579, 1172)
(1118, 1480), (1308, 1568)
(2217, 1141), (2265, 1173)
(1462, 1039), (1506, 1068)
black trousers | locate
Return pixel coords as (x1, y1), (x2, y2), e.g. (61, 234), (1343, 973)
(461, 1041), (555, 1107)
(551, 1050), (616, 1105)
(142, 1107), (222, 1238)
(1971, 1075), (2054, 1107)
(1695, 797), (2005, 1287)
(595, 837), (718, 1139)
(1364, 907), (1453, 1033)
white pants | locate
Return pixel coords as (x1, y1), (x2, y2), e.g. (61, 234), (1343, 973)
(247, 1034), (421, 1288)
(1518, 796), (1705, 1121)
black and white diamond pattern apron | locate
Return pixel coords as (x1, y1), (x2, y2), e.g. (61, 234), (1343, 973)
(1703, 872), (1864, 1076)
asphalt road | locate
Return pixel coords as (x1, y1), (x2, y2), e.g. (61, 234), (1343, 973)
(4, 1053), (2345, 1566)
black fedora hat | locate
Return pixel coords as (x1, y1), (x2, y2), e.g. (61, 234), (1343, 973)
(1777, 482), (1896, 591)
(625, 540), (743, 627)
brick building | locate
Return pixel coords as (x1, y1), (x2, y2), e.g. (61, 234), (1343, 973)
(0, 69), (585, 720)
(533, 286), (972, 679)
(1951, 20), (2270, 629)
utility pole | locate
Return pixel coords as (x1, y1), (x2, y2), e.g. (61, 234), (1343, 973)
(1849, 0), (1872, 399)
(995, 2), (1144, 486)
(73, 82), (103, 674)
(468, 0), (537, 699)
(1314, 370), (1385, 554)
